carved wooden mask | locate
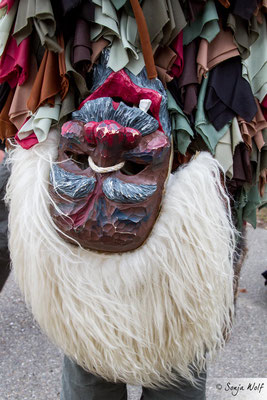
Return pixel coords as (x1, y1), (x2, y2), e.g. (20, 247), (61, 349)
(49, 64), (171, 252)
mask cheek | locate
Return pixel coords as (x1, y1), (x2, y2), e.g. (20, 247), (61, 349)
(124, 131), (170, 164)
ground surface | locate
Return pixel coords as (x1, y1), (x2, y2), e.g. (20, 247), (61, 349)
(0, 226), (266, 400)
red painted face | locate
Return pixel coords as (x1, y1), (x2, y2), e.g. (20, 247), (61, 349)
(49, 69), (171, 252)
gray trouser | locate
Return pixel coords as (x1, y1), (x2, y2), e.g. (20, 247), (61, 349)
(61, 356), (206, 400)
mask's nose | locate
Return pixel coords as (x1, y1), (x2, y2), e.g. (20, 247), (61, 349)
(61, 120), (85, 141)
(84, 120), (142, 167)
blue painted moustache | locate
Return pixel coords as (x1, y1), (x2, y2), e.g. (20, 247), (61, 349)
(50, 165), (157, 203)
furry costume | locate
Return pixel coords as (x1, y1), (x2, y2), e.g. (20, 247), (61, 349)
(6, 129), (235, 387)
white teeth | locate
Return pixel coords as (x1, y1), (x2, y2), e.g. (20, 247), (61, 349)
(139, 99), (152, 113)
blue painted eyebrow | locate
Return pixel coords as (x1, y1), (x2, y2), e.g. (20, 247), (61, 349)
(72, 97), (159, 136)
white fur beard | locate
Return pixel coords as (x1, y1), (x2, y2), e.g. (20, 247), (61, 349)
(6, 130), (235, 387)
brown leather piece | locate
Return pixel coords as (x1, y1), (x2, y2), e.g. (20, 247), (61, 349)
(176, 151), (193, 167)
(208, 29), (240, 70)
(233, 143), (252, 185)
(155, 66), (173, 88)
(88, 38), (109, 72)
(178, 40), (198, 116)
(238, 99), (267, 152)
(72, 18), (92, 70)
(259, 168), (267, 197)
(154, 46), (177, 71)
(27, 50), (61, 113)
(58, 34), (69, 101)
(262, 0), (267, 12)
(197, 28), (240, 83)
(27, 35), (69, 113)
(187, 0), (207, 22)
(154, 46), (176, 87)
(9, 53), (38, 129)
(217, 0), (230, 8)
(129, 0), (157, 80)
(0, 89), (17, 141)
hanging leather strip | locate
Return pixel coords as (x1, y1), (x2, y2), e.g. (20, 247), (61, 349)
(129, 0), (157, 79)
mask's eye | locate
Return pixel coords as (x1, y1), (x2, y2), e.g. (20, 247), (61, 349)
(65, 151), (89, 170)
(120, 160), (148, 176)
